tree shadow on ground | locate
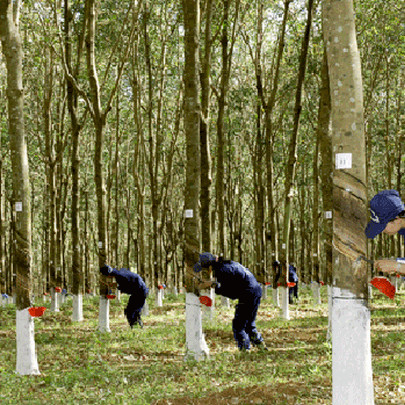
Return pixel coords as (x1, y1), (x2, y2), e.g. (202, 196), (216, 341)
(152, 379), (331, 405)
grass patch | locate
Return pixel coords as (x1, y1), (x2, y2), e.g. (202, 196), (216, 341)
(0, 287), (404, 404)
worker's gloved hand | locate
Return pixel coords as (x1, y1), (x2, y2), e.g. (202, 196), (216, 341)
(100, 264), (113, 276)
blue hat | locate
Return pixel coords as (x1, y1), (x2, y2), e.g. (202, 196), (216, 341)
(200, 252), (216, 267)
(193, 252), (216, 273)
(365, 190), (404, 239)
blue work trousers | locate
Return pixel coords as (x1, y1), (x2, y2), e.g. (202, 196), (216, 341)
(232, 293), (263, 350)
(125, 293), (147, 327)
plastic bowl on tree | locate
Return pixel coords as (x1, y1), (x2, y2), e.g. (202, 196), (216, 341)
(28, 307), (46, 317)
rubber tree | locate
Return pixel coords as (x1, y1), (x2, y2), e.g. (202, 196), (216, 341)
(183, 0), (209, 361)
(64, 0), (85, 322)
(200, 0), (213, 254)
(323, 0), (374, 403)
(247, 0), (290, 300)
(311, 133), (321, 305)
(0, 0), (39, 375)
(317, 51), (333, 334)
(279, 0), (313, 320)
(43, 45), (61, 313)
(84, 0), (137, 332)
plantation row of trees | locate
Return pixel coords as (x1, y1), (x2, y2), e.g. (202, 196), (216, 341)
(0, 0), (403, 299)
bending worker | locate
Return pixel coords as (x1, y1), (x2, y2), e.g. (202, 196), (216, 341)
(194, 252), (266, 351)
(100, 265), (149, 328)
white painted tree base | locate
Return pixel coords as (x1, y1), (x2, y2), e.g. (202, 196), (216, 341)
(262, 284), (268, 300)
(98, 296), (111, 332)
(220, 295), (230, 308)
(142, 301), (149, 317)
(202, 288), (215, 322)
(155, 289), (163, 307)
(185, 293), (209, 361)
(50, 289), (60, 312)
(272, 288), (280, 307)
(72, 294), (84, 322)
(16, 308), (40, 375)
(332, 287), (374, 404)
(391, 276), (399, 291)
(368, 285), (373, 300)
(311, 282), (321, 305)
(280, 287), (290, 320)
(326, 285), (332, 340)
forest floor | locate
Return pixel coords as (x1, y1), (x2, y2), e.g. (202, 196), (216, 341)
(0, 284), (404, 404)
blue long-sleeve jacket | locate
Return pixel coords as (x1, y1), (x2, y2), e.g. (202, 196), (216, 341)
(109, 268), (149, 296)
(213, 261), (261, 300)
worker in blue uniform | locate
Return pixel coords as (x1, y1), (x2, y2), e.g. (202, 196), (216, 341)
(194, 252), (266, 351)
(288, 264), (299, 304)
(273, 261), (299, 304)
(100, 265), (149, 328)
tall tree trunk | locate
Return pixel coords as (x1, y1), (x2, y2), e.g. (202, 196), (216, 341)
(214, 0), (240, 258)
(318, 51), (333, 334)
(395, 78), (403, 257)
(323, 0), (374, 403)
(280, 0), (313, 320)
(43, 47), (61, 312)
(253, 101), (265, 283)
(65, 0), (84, 321)
(0, 0), (39, 375)
(0, 123), (5, 297)
(85, 0), (136, 330)
(130, 28), (146, 281)
(85, 0), (110, 331)
(183, 0), (208, 361)
(319, 51), (332, 286)
(215, 0), (228, 257)
(260, 0), (291, 290)
(311, 135), (321, 304)
(200, 0), (213, 253)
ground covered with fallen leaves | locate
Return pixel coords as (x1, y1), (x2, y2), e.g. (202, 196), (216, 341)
(0, 284), (404, 404)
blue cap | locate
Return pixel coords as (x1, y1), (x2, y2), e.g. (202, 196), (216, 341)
(199, 252), (216, 267)
(193, 252), (216, 273)
(365, 190), (404, 239)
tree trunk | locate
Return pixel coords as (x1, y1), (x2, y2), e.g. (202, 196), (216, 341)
(43, 47), (61, 312)
(183, 0), (208, 361)
(215, 1), (228, 257)
(85, 0), (110, 331)
(200, 0), (213, 253)
(317, 50), (333, 334)
(0, 0), (39, 375)
(280, 0), (313, 319)
(85, 0), (136, 330)
(65, 0), (84, 321)
(261, 0), (290, 290)
(323, 0), (374, 403)
(312, 135), (321, 304)
(319, 51), (332, 286)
